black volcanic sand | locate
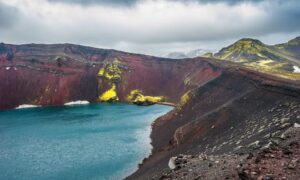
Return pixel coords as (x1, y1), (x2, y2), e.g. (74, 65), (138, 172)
(154, 125), (300, 180)
(128, 68), (300, 179)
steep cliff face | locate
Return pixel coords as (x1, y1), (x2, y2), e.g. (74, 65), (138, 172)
(0, 43), (221, 109)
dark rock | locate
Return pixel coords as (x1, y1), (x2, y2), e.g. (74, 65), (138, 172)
(247, 153), (254, 159)
(282, 148), (293, 155)
(238, 169), (249, 180)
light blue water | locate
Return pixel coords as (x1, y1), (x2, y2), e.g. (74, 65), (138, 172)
(0, 103), (172, 180)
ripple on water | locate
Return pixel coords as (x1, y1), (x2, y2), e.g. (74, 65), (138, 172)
(0, 103), (172, 180)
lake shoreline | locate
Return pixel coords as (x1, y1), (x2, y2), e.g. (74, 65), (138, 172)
(0, 103), (172, 180)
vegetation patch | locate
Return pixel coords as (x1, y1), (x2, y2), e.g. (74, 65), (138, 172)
(97, 58), (123, 102)
(98, 58), (122, 81)
(126, 89), (165, 106)
(99, 84), (119, 102)
(179, 91), (190, 108)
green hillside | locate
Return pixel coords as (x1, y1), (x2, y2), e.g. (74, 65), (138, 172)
(211, 37), (300, 80)
(276, 36), (300, 61)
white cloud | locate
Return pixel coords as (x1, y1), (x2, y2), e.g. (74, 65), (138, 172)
(0, 0), (299, 55)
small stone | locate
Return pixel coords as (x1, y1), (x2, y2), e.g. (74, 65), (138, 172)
(265, 174), (274, 180)
(280, 123), (290, 129)
(262, 142), (273, 149)
(287, 159), (297, 169)
(234, 145), (243, 150)
(176, 165), (182, 170)
(271, 138), (281, 145)
(251, 171), (257, 175)
(247, 153), (254, 159)
(258, 175), (264, 180)
(168, 157), (177, 170)
(282, 148), (293, 155)
(291, 158), (298, 163)
(264, 133), (271, 139)
(294, 123), (300, 128)
(248, 140), (261, 149)
(287, 163), (295, 169)
(159, 173), (171, 180)
(280, 133), (286, 140)
(238, 169), (248, 179)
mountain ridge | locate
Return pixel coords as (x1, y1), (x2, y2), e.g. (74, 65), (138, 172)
(206, 36), (300, 80)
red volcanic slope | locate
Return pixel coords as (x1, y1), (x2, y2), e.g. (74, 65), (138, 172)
(0, 43), (221, 109)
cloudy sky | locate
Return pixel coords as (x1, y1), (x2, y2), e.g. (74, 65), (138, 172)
(0, 0), (299, 55)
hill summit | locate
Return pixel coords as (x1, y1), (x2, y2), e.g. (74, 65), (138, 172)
(211, 36), (300, 78)
(214, 38), (281, 62)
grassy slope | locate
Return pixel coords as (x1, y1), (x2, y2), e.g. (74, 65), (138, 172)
(212, 37), (300, 80)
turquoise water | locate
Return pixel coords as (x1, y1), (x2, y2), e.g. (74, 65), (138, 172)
(0, 103), (172, 180)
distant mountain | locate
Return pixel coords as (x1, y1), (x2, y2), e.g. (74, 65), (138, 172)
(186, 49), (211, 58)
(161, 49), (211, 59)
(275, 36), (300, 60)
(213, 37), (300, 73)
(215, 38), (277, 62)
(162, 52), (189, 59)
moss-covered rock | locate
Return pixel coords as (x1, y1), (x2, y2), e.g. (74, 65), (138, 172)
(98, 59), (122, 82)
(179, 91), (190, 108)
(99, 84), (119, 102)
(126, 89), (165, 106)
(97, 58), (123, 102)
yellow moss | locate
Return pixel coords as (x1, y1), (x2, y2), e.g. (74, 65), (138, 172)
(126, 89), (164, 105)
(98, 68), (105, 76)
(126, 89), (142, 101)
(99, 84), (119, 102)
(246, 59), (274, 68)
(135, 95), (164, 103)
(235, 59), (300, 80)
(179, 92), (190, 107)
(98, 58), (122, 81)
(97, 58), (125, 102)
